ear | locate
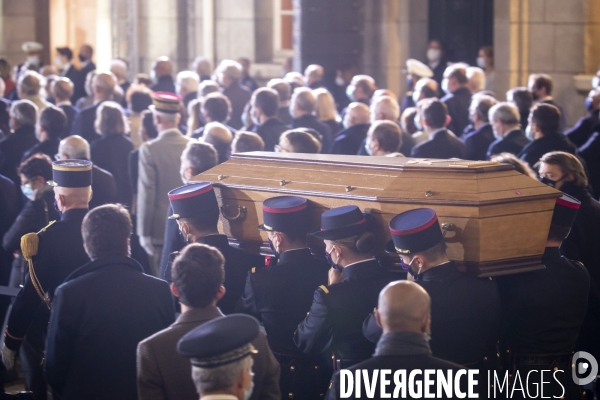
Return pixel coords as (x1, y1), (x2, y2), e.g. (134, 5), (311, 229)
(185, 166), (195, 180)
(215, 285), (226, 301)
(422, 313), (431, 334)
(170, 282), (180, 298)
(374, 309), (383, 328)
(373, 138), (381, 151)
(444, 115), (452, 127)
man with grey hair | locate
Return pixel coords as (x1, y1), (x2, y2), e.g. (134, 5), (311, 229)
(203, 122), (233, 164)
(17, 70), (51, 112)
(331, 102), (371, 155)
(193, 56), (212, 81)
(267, 78), (293, 125)
(463, 94), (497, 161)
(57, 135), (117, 209)
(176, 71), (200, 109)
(363, 95), (415, 156)
(0, 100), (39, 187)
(466, 66), (487, 94)
(304, 64), (324, 89)
(151, 56), (176, 94)
(70, 71), (116, 143)
(138, 93), (190, 275)
(290, 87), (332, 151)
(487, 101), (530, 158)
(110, 59), (130, 103)
(214, 59), (251, 130)
(52, 78), (78, 138)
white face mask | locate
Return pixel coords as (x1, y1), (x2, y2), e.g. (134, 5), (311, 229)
(27, 56), (40, 66)
(346, 85), (355, 101)
(441, 78), (449, 94)
(414, 115), (422, 131)
(54, 56), (65, 68)
(412, 90), (421, 105)
(251, 109), (261, 126)
(477, 57), (487, 69)
(525, 125), (533, 140)
(592, 76), (600, 89)
(427, 49), (441, 63)
(243, 381), (254, 400)
(21, 184), (36, 201)
(335, 76), (345, 87)
(364, 139), (373, 156)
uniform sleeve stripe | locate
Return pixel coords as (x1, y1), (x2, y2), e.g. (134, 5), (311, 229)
(319, 285), (329, 294)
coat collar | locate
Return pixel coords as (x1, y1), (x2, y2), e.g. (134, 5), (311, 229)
(342, 258), (379, 280)
(278, 248), (312, 264)
(196, 234), (230, 250)
(413, 261), (458, 282)
(65, 254), (143, 282)
(158, 128), (184, 139)
(174, 305), (224, 326)
(504, 128), (524, 140)
(60, 208), (88, 222)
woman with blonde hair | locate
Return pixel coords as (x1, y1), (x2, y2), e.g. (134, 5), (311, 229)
(490, 152), (537, 180)
(313, 88), (343, 137)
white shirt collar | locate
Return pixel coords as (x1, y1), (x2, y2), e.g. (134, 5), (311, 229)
(343, 257), (376, 269)
(201, 395), (238, 400)
(56, 100), (71, 107)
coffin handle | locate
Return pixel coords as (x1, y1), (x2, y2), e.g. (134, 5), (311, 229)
(221, 205), (247, 222)
(441, 223), (455, 237)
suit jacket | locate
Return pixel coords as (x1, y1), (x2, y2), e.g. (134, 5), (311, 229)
(277, 106), (293, 126)
(253, 117), (287, 152)
(91, 134), (134, 207)
(70, 101), (102, 143)
(323, 119), (343, 138)
(463, 123), (495, 161)
(0, 124), (39, 187)
(46, 255), (174, 400)
(518, 132), (577, 169)
(486, 129), (530, 158)
(565, 110), (600, 148)
(22, 138), (60, 162)
(579, 132), (600, 198)
(150, 75), (176, 94)
(223, 82), (252, 130)
(137, 129), (190, 241)
(330, 123), (370, 155)
(292, 114), (333, 153)
(58, 103), (78, 138)
(0, 98), (10, 138)
(137, 306), (280, 400)
(61, 65), (80, 103)
(90, 164), (118, 209)
(441, 87), (472, 137)
(410, 128), (466, 159)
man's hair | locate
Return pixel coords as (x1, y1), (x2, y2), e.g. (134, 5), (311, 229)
(82, 204), (132, 260)
(95, 101), (127, 135)
(18, 71), (44, 96)
(193, 356), (252, 395)
(232, 131), (265, 153)
(530, 103), (560, 136)
(507, 87), (533, 113)
(371, 96), (400, 122)
(19, 154), (53, 182)
(280, 129), (321, 153)
(421, 98), (448, 129)
(444, 65), (468, 85)
(313, 88), (337, 121)
(110, 59), (127, 80)
(267, 79), (291, 102)
(471, 94), (496, 123)
(177, 71), (200, 94)
(466, 67), (486, 92)
(370, 120), (402, 153)
(490, 153), (537, 179)
(59, 135), (90, 159)
(401, 107), (418, 135)
(127, 87), (153, 113)
(193, 56), (212, 77)
(198, 80), (220, 98)
(488, 102), (520, 126)
(411, 241), (447, 260)
(352, 75), (377, 98)
(203, 122), (233, 163)
(291, 87), (316, 114)
(52, 78), (74, 101)
(216, 60), (243, 81)
(40, 105), (67, 139)
(184, 141), (218, 175)
(537, 151), (588, 187)
(530, 73), (553, 95)
(548, 224), (571, 243)
(171, 243), (225, 308)
(10, 100), (38, 127)
(57, 47), (73, 61)
(92, 72), (116, 97)
(253, 88), (279, 117)
(141, 110), (159, 139)
(202, 93), (231, 122)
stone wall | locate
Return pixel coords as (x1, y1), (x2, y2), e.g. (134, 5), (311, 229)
(0, 0), (38, 66)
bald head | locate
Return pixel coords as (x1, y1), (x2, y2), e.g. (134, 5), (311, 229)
(203, 122), (233, 163)
(344, 102), (370, 128)
(373, 89), (396, 100)
(92, 72), (116, 100)
(153, 57), (173, 78)
(52, 77), (74, 102)
(59, 135), (90, 160)
(376, 281), (431, 334)
(371, 96), (400, 122)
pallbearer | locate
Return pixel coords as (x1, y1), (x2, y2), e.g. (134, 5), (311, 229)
(294, 205), (400, 370)
(237, 195), (330, 399)
(167, 182), (264, 314)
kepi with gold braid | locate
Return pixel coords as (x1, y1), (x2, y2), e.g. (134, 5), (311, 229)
(48, 159), (92, 188)
(151, 91), (182, 114)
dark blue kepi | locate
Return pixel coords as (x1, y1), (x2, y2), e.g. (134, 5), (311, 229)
(386, 208), (444, 254)
(48, 159), (92, 188)
(258, 196), (309, 233)
(311, 205), (369, 240)
(168, 182), (219, 220)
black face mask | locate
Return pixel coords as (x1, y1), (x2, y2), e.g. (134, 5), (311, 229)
(539, 176), (557, 188)
(78, 54), (86, 63)
(53, 200), (63, 219)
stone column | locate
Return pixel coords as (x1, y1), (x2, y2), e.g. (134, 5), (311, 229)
(0, 0), (38, 66)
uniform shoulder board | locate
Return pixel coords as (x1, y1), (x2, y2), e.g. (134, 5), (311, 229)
(319, 285), (329, 294)
(252, 267), (257, 273)
(38, 220), (57, 235)
(570, 259), (585, 269)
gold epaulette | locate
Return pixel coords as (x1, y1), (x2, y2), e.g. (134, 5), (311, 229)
(319, 285), (329, 294)
(251, 267), (256, 273)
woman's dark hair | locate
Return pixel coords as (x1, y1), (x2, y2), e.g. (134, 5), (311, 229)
(19, 154), (53, 182)
(129, 91), (153, 113)
(141, 110), (159, 140)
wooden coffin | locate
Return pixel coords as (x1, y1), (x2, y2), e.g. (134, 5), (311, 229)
(191, 152), (561, 277)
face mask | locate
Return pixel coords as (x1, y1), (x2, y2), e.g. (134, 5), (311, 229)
(413, 115), (422, 131)
(251, 109), (261, 126)
(592, 76), (600, 89)
(525, 125), (533, 140)
(243, 381), (254, 400)
(441, 78), (449, 94)
(325, 248), (342, 270)
(585, 97), (594, 112)
(346, 85), (355, 101)
(493, 129), (502, 140)
(21, 184), (36, 201)
(531, 91), (539, 101)
(27, 56), (40, 66)
(78, 54), (87, 63)
(335, 76), (345, 87)
(364, 139), (373, 156)
(150, 70), (157, 83)
(539, 176), (557, 188)
(54, 200), (63, 219)
(412, 90), (421, 105)
(268, 238), (279, 259)
(54, 57), (64, 68)
(476, 57), (487, 69)
(427, 49), (440, 63)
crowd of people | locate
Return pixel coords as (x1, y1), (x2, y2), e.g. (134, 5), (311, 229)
(0, 38), (598, 399)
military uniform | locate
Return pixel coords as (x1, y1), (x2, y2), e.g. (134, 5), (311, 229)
(3, 160), (92, 400)
(237, 196), (330, 399)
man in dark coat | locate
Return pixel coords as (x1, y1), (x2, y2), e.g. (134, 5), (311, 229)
(0, 173), (18, 344)
(216, 60), (252, 130)
(237, 196), (330, 399)
(45, 204), (174, 400)
(251, 88), (287, 151)
(463, 95), (497, 161)
(528, 73), (567, 131)
(22, 105), (66, 161)
(518, 103), (577, 169)
(564, 88), (600, 148)
(75, 44), (96, 102)
(164, 182), (264, 314)
(411, 99), (466, 159)
(579, 131), (600, 198)
(497, 193), (590, 399)
(290, 88), (332, 152)
(487, 102), (530, 158)
(440, 65), (472, 136)
(267, 79), (294, 126)
(2, 160), (92, 399)
(149, 57), (176, 94)
(295, 206), (401, 369)
(363, 208), (500, 367)
(327, 281), (466, 400)
(331, 102), (370, 155)
(70, 72), (116, 143)
(0, 100), (39, 188)
(55, 47), (80, 103)
(52, 77), (79, 138)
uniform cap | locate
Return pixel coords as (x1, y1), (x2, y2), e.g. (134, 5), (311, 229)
(168, 182), (219, 220)
(311, 205), (369, 240)
(406, 59), (434, 78)
(22, 42), (43, 53)
(48, 160), (92, 188)
(258, 196), (309, 233)
(151, 92), (182, 114)
(386, 208), (443, 254)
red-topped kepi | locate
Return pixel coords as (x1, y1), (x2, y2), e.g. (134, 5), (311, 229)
(168, 182), (219, 220)
(151, 92), (182, 114)
(258, 196), (309, 233)
(310, 205), (370, 240)
(385, 208), (444, 254)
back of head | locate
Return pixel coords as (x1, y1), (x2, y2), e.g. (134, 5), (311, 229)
(110, 59), (128, 81)
(252, 87), (279, 118)
(11, 99), (38, 127)
(347, 102), (370, 126)
(19, 154), (53, 182)
(507, 86), (533, 112)
(216, 59), (243, 82)
(538, 151), (588, 188)
(203, 122), (233, 162)
(369, 120), (402, 153)
(313, 88), (337, 121)
(291, 87), (316, 114)
(304, 64), (324, 85)
(471, 94), (497, 123)
(352, 75), (377, 98)
(141, 110), (159, 140)
(530, 73), (553, 96)
(18, 70), (43, 96)
(280, 129), (321, 153)
(421, 98), (448, 129)
(172, 243), (225, 308)
(267, 78), (291, 102)
(93, 71), (116, 97)
(490, 152), (537, 179)
(415, 78), (439, 99)
(466, 66), (486, 93)
(284, 72), (304, 91)
(82, 204), (132, 260)
(202, 92), (231, 123)
(128, 86), (153, 113)
(40, 105), (67, 140)
(488, 102), (520, 126)
(378, 280), (431, 333)
(371, 96), (400, 122)
(198, 80), (220, 98)
(59, 135), (90, 159)
(401, 107), (419, 135)
(232, 131), (265, 153)
(184, 141), (219, 175)
(193, 56), (212, 77)
(95, 101), (127, 135)
(177, 70), (200, 94)
(154, 56), (173, 77)
(444, 64), (468, 85)
(531, 103), (561, 136)
(52, 78), (74, 102)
